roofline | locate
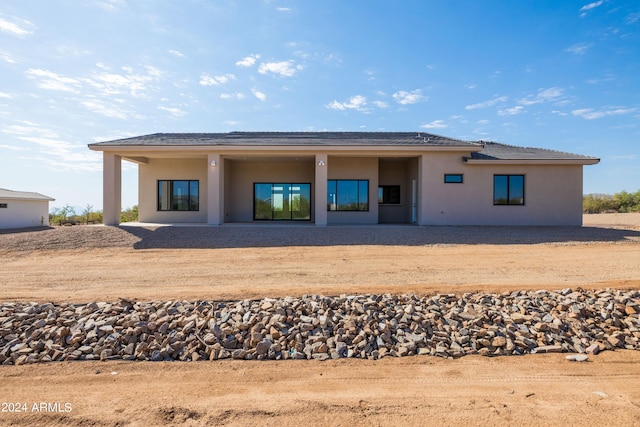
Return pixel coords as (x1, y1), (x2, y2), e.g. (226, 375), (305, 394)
(89, 144), (483, 153)
(464, 158), (600, 165)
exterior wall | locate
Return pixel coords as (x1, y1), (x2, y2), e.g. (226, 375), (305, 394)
(327, 156), (378, 224)
(225, 159), (315, 222)
(0, 199), (50, 229)
(138, 158), (208, 223)
(378, 158), (418, 223)
(421, 152), (584, 225)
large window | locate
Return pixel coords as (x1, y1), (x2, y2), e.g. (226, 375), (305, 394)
(378, 185), (400, 204)
(327, 180), (369, 211)
(494, 175), (524, 205)
(254, 183), (311, 220)
(158, 180), (199, 211)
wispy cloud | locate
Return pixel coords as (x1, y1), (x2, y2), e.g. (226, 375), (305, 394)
(392, 90), (424, 105)
(0, 92), (11, 99)
(372, 100), (388, 108)
(498, 106), (525, 116)
(465, 95), (507, 110)
(420, 120), (447, 129)
(579, 1), (603, 17)
(258, 60), (301, 77)
(25, 69), (82, 93)
(566, 42), (593, 55)
(276, 7), (292, 12)
(1, 51), (16, 64)
(236, 54), (261, 67)
(95, 0), (125, 12)
(251, 88), (267, 101)
(199, 73), (237, 86)
(220, 92), (245, 100)
(517, 87), (564, 105)
(158, 106), (187, 117)
(168, 50), (186, 58)
(572, 107), (637, 120)
(626, 12), (640, 24)
(82, 99), (131, 119)
(326, 95), (367, 111)
(0, 16), (35, 36)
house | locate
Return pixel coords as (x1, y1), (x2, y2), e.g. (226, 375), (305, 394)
(88, 132), (599, 226)
(0, 188), (55, 229)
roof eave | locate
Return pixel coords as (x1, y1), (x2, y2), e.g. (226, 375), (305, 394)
(464, 158), (600, 165)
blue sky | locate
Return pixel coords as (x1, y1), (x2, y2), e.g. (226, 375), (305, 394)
(1, 0), (638, 211)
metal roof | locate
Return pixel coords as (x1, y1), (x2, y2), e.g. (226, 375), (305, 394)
(0, 188), (55, 201)
(90, 131), (480, 148)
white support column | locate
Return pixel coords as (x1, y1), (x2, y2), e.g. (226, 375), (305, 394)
(418, 154), (429, 226)
(207, 153), (223, 225)
(314, 153), (328, 226)
(103, 152), (122, 226)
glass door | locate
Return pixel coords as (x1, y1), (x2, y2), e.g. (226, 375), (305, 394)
(254, 183), (311, 221)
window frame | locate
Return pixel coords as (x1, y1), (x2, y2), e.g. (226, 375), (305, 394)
(327, 179), (369, 212)
(0, 203), (7, 208)
(378, 185), (401, 204)
(444, 174), (464, 184)
(253, 182), (312, 221)
(157, 180), (200, 211)
(493, 174), (525, 206)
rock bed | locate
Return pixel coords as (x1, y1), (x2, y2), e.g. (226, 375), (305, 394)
(1, 288), (639, 365)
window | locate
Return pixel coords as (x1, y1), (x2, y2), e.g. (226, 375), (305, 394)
(0, 203), (7, 208)
(444, 174), (463, 184)
(494, 175), (524, 205)
(327, 180), (369, 211)
(158, 180), (199, 211)
(254, 183), (311, 220)
(378, 185), (400, 204)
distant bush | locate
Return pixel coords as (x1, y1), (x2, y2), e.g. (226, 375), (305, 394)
(583, 190), (640, 213)
(121, 205), (138, 223)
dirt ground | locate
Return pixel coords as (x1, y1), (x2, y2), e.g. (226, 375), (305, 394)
(1, 213), (640, 426)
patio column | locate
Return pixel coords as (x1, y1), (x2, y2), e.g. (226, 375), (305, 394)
(103, 152), (121, 226)
(207, 153), (223, 225)
(418, 154), (429, 225)
(314, 153), (328, 226)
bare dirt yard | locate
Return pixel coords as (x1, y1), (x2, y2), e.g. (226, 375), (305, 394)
(1, 213), (640, 426)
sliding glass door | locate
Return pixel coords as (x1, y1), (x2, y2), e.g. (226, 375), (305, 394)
(254, 183), (311, 220)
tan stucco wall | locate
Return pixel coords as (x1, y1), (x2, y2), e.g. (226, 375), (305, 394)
(0, 199), (50, 229)
(138, 158), (208, 223)
(327, 156), (379, 224)
(421, 152), (584, 225)
(225, 159), (315, 222)
(378, 158), (418, 223)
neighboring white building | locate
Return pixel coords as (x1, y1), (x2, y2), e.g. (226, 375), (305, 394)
(88, 132), (600, 227)
(0, 188), (55, 229)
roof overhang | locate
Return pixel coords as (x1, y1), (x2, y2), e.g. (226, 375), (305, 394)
(464, 158), (600, 165)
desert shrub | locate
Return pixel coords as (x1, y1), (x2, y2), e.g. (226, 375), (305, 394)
(583, 189), (640, 213)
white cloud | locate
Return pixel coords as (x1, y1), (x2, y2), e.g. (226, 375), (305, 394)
(566, 42), (593, 55)
(258, 60), (300, 77)
(392, 90), (424, 105)
(25, 69), (82, 93)
(220, 92), (245, 100)
(477, 119), (490, 125)
(517, 87), (564, 106)
(420, 120), (447, 129)
(0, 92), (11, 99)
(1, 51), (16, 64)
(236, 54), (261, 67)
(95, 0), (125, 12)
(169, 50), (186, 58)
(326, 95), (367, 111)
(0, 16), (35, 36)
(626, 12), (640, 24)
(276, 7), (292, 12)
(579, 1), (603, 17)
(498, 106), (525, 116)
(572, 107), (637, 120)
(465, 95), (507, 110)
(199, 73), (237, 86)
(372, 100), (388, 108)
(158, 106), (187, 117)
(85, 66), (162, 98)
(251, 88), (267, 101)
(82, 99), (130, 119)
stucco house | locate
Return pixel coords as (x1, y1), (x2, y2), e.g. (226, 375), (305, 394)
(0, 188), (55, 229)
(88, 132), (599, 227)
